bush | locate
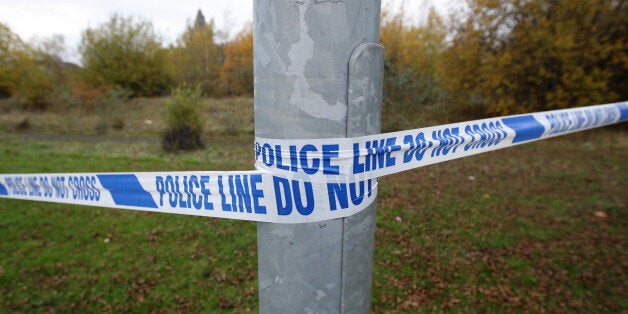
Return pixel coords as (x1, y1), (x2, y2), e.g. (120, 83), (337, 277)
(79, 14), (172, 97)
(161, 87), (204, 152)
(161, 126), (204, 152)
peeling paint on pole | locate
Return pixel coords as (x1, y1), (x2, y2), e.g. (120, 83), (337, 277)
(254, 0), (382, 312)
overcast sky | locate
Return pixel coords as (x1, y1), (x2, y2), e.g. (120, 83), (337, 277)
(0, 0), (451, 63)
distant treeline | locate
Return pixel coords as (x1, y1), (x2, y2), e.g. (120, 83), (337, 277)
(1, 10), (252, 111)
(1, 0), (625, 118)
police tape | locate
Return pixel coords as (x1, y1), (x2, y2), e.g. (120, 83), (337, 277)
(255, 102), (628, 182)
(0, 102), (626, 223)
(0, 171), (368, 223)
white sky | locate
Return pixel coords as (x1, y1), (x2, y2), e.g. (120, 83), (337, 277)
(0, 0), (452, 63)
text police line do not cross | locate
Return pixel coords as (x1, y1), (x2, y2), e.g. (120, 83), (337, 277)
(0, 102), (626, 223)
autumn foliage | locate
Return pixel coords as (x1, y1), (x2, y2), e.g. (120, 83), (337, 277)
(441, 0), (627, 117)
(380, 8), (446, 112)
(0, 23), (61, 109)
(1, 1), (626, 118)
(79, 14), (171, 98)
(168, 11), (222, 96)
(219, 24), (253, 97)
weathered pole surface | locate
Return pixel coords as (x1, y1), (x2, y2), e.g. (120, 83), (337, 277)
(254, 0), (383, 312)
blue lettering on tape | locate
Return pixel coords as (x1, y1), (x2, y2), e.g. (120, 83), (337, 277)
(353, 137), (401, 174)
(4, 177), (27, 195)
(68, 176), (100, 201)
(218, 175), (266, 214)
(272, 176), (314, 216)
(464, 121), (508, 151)
(431, 127), (464, 157)
(403, 133), (432, 162)
(327, 179), (375, 211)
(97, 174), (158, 208)
(327, 182), (348, 211)
(155, 175), (214, 210)
(255, 142), (340, 176)
(51, 176), (67, 198)
(0, 182), (7, 195)
(273, 176), (292, 215)
(501, 115), (545, 143)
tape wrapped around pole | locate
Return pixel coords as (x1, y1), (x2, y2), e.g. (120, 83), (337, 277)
(255, 102), (627, 182)
(0, 171), (377, 223)
(0, 102), (626, 223)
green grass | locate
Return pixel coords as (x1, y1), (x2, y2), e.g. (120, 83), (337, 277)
(374, 129), (627, 312)
(0, 135), (258, 312)
(0, 99), (626, 312)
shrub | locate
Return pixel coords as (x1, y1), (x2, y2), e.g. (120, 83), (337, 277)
(162, 126), (204, 152)
(161, 87), (204, 152)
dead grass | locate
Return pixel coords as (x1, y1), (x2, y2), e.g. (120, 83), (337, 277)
(0, 96), (254, 143)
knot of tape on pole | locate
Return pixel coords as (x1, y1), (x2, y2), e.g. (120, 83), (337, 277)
(0, 102), (626, 223)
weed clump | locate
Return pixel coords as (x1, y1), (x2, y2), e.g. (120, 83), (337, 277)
(162, 87), (204, 152)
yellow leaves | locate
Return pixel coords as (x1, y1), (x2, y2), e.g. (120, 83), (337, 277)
(14, 57), (55, 108)
(76, 12), (255, 99)
(0, 23), (25, 96)
(169, 20), (222, 95)
(381, 9), (445, 106)
(0, 23), (58, 109)
(442, 0), (626, 116)
(382, 9), (445, 75)
(218, 24), (253, 97)
(79, 14), (171, 97)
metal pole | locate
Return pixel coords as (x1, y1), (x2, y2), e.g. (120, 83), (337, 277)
(254, 1), (383, 312)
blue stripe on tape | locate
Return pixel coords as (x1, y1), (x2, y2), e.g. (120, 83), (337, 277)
(97, 174), (157, 208)
(501, 115), (545, 143)
(618, 103), (628, 122)
(0, 182), (8, 195)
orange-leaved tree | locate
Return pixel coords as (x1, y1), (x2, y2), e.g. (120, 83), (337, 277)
(218, 23), (253, 96)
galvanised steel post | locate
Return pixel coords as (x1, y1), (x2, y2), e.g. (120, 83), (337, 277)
(254, 0), (383, 312)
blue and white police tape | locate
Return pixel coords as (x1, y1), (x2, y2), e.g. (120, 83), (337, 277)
(255, 102), (627, 182)
(0, 102), (626, 223)
(0, 171), (373, 223)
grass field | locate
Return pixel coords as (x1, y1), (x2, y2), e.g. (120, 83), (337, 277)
(0, 98), (626, 312)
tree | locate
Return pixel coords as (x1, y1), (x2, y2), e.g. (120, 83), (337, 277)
(13, 55), (55, 109)
(0, 23), (26, 97)
(441, 0), (627, 117)
(0, 23), (59, 109)
(380, 8), (446, 108)
(79, 14), (171, 97)
(168, 10), (222, 96)
(219, 24), (253, 96)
